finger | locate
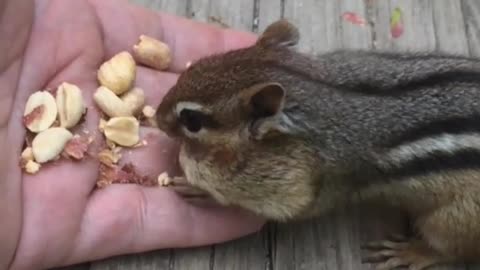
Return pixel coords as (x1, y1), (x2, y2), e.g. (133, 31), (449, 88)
(69, 185), (265, 265)
(89, 0), (257, 72)
(135, 66), (178, 108)
(21, 0), (105, 191)
(118, 127), (181, 178)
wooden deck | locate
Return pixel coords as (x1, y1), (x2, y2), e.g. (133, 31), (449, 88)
(59, 0), (480, 269)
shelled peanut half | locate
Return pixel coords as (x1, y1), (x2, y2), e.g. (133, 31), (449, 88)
(20, 82), (91, 174)
(93, 35), (174, 188)
(20, 34), (175, 187)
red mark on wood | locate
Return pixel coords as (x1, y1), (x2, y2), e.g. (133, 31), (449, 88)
(342, 12), (367, 26)
(390, 7), (404, 38)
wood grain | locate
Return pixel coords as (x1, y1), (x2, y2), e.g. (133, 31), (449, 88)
(463, 0), (480, 57)
(189, 0), (255, 31)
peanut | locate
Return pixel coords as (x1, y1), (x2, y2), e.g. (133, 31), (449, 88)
(142, 105), (156, 118)
(21, 147), (34, 161)
(23, 91), (58, 133)
(133, 35), (171, 70)
(157, 172), (171, 186)
(104, 117), (140, 147)
(98, 118), (107, 132)
(93, 86), (133, 117)
(121, 87), (145, 115)
(25, 160), (41, 174)
(56, 82), (86, 128)
(97, 51), (136, 95)
(32, 127), (73, 163)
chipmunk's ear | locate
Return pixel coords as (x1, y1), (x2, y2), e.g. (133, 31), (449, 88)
(241, 82), (285, 118)
(256, 19), (299, 48)
(240, 82), (291, 140)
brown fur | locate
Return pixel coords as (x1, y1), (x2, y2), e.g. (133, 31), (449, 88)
(156, 19), (480, 269)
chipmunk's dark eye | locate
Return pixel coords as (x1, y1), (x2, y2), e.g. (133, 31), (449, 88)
(179, 109), (205, 133)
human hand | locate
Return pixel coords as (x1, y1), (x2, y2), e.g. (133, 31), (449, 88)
(0, 0), (264, 269)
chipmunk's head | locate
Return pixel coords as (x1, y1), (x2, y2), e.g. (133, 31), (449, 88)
(156, 20), (320, 220)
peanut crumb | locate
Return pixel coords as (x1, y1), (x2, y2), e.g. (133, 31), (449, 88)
(142, 105), (156, 118)
(157, 172), (171, 186)
(25, 160), (41, 174)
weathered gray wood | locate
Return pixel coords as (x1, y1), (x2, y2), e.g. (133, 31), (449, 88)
(169, 247), (212, 270)
(282, 0), (339, 53)
(189, 0), (255, 31)
(90, 250), (172, 270)
(257, 0), (282, 33)
(462, 0), (480, 57)
(53, 263), (91, 270)
(432, 0), (469, 55)
(212, 231), (269, 270)
(372, 0), (436, 51)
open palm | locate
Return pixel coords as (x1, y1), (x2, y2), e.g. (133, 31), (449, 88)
(0, 0), (264, 269)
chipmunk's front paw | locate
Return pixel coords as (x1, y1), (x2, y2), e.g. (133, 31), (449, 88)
(361, 235), (443, 270)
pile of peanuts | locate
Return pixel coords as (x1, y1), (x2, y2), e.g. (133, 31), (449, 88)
(20, 35), (174, 187)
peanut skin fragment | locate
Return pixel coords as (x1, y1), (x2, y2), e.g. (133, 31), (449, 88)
(96, 163), (156, 188)
(23, 91), (58, 133)
(63, 134), (92, 160)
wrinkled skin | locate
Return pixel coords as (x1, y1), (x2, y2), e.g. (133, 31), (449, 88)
(0, 0), (264, 269)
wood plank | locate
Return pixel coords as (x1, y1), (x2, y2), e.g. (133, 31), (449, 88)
(462, 0), (480, 57)
(212, 231), (270, 270)
(372, 0), (436, 51)
(52, 263), (91, 270)
(282, 0), (340, 53)
(190, 0), (255, 31)
(90, 250), (172, 270)
(169, 247), (211, 270)
(432, 0), (469, 55)
(257, 0), (282, 33)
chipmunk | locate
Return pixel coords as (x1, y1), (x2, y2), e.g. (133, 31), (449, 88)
(155, 19), (480, 270)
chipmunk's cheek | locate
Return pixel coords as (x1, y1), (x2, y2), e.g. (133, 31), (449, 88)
(178, 143), (198, 185)
(212, 148), (237, 169)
